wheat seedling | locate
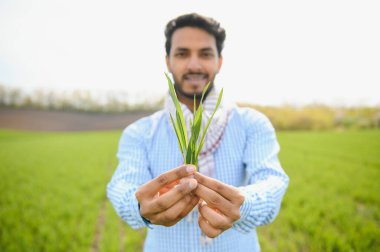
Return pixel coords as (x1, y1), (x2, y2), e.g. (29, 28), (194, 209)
(165, 73), (223, 169)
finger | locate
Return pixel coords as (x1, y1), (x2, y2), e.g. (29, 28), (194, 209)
(158, 174), (194, 196)
(157, 195), (199, 227)
(194, 183), (233, 216)
(150, 194), (199, 226)
(158, 187), (171, 195)
(177, 194), (200, 219)
(194, 172), (244, 204)
(159, 175), (197, 195)
(137, 165), (196, 198)
(198, 203), (232, 230)
(150, 194), (191, 226)
(155, 195), (199, 226)
(143, 178), (197, 214)
(198, 214), (222, 238)
(158, 179), (180, 195)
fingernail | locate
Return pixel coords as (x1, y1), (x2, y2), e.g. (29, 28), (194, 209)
(186, 165), (195, 173)
(179, 178), (188, 184)
(188, 179), (197, 190)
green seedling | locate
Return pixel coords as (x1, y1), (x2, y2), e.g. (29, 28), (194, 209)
(165, 73), (223, 168)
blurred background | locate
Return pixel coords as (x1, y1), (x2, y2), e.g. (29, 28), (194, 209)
(0, 0), (379, 251)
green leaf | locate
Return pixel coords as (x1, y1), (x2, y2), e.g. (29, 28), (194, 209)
(176, 111), (187, 154)
(187, 119), (196, 164)
(166, 73), (188, 146)
(193, 105), (203, 142)
(186, 138), (193, 164)
(170, 113), (185, 160)
(197, 88), (223, 157)
(193, 94), (197, 114)
(200, 82), (211, 103)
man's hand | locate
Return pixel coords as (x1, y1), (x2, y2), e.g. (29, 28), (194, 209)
(135, 165), (200, 227)
(194, 172), (245, 238)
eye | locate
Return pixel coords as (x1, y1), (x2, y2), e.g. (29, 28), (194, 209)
(175, 52), (187, 57)
(201, 52), (214, 58)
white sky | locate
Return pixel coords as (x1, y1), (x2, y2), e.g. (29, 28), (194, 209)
(0, 0), (379, 106)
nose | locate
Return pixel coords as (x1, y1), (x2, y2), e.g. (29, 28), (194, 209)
(187, 55), (202, 72)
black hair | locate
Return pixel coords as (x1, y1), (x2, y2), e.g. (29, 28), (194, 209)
(165, 13), (226, 56)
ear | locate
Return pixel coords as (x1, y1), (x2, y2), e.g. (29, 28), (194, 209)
(217, 55), (223, 73)
(165, 55), (171, 73)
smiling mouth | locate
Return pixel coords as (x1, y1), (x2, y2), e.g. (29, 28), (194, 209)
(183, 74), (208, 86)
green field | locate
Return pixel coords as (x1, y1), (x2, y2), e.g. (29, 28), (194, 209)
(0, 129), (379, 251)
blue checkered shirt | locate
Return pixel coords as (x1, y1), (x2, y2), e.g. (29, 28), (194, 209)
(107, 107), (289, 252)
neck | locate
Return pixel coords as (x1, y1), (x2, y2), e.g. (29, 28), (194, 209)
(174, 84), (213, 113)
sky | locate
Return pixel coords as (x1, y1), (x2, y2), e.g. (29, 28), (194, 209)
(0, 0), (379, 106)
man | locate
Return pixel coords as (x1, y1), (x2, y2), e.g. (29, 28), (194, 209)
(107, 13), (289, 251)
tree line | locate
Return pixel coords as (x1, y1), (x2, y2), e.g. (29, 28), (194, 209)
(1, 84), (379, 130)
(0, 84), (163, 112)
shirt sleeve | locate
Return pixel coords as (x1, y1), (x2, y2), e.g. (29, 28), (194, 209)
(106, 118), (154, 229)
(233, 110), (289, 233)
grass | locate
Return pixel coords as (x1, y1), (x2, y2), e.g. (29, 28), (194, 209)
(0, 129), (379, 251)
(259, 130), (380, 251)
(0, 130), (145, 252)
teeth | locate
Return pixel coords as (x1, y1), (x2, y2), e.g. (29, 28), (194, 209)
(185, 75), (205, 80)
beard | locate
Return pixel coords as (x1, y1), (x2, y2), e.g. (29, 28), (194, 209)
(172, 72), (215, 101)
(174, 82), (214, 100)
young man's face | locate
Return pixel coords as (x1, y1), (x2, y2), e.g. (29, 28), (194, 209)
(166, 27), (223, 98)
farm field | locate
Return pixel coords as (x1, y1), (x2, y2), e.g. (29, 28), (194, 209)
(0, 129), (379, 251)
